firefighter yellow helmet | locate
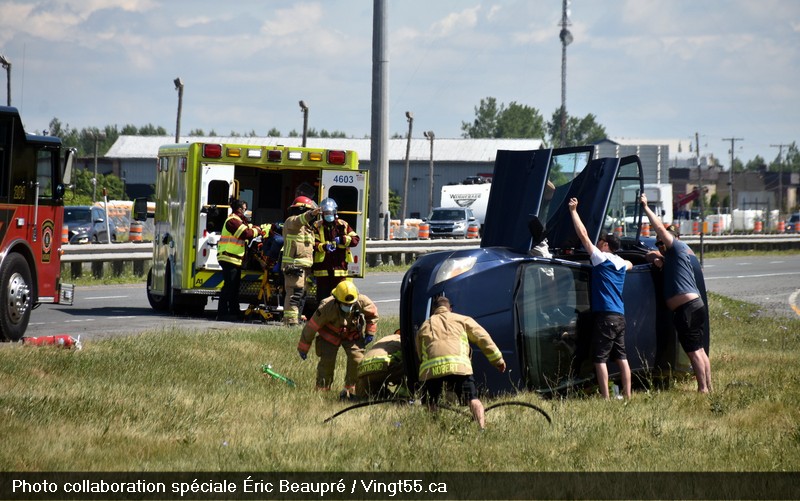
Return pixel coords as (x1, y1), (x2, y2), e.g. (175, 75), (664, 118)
(332, 281), (359, 304)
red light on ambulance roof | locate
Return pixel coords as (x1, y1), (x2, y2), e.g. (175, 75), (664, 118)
(327, 150), (346, 165)
(267, 150), (282, 162)
(203, 144), (223, 158)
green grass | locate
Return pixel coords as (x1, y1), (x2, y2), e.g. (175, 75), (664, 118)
(2, 293), (799, 471)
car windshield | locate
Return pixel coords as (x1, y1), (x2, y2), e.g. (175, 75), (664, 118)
(430, 210), (465, 221)
(64, 208), (92, 224)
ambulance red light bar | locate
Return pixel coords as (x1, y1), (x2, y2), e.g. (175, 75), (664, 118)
(202, 144), (223, 158)
(267, 150), (282, 162)
(327, 150), (346, 165)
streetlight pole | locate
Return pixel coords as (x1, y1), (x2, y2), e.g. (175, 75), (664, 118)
(92, 131), (106, 203)
(0, 54), (11, 106)
(401, 111), (413, 223)
(299, 100), (309, 147)
(423, 131), (435, 215)
(173, 78), (184, 143)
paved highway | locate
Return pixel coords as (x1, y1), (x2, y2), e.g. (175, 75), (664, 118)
(21, 254), (800, 342)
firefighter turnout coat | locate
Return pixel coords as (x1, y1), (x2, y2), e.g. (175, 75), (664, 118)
(415, 305), (504, 381)
(311, 218), (359, 278)
(356, 333), (404, 398)
(298, 294), (379, 390)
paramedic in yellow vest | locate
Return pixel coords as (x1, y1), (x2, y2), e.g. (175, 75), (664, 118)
(217, 199), (262, 321)
(297, 281), (379, 399)
(416, 296), (506, 429)
(282, 196), (320, 326)
(355, 330), (405, 399)
(311, 197), (360, 302)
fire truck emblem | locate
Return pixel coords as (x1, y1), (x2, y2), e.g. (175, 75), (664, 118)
(41, 220), (54, 263)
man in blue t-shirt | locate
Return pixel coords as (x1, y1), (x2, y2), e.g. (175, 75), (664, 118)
(569, 198), (633, 399)
(641, 194), (712, 393)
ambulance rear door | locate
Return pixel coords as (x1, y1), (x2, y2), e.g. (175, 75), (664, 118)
(320, 169), (369, 278)
(195, 164), (236, 271)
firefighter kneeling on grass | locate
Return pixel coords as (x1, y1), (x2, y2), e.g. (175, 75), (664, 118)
(355, 330), (406, 399)
(297, 281), (379, 399)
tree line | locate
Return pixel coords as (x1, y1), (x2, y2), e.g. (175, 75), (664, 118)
(47, 96), (799, 204)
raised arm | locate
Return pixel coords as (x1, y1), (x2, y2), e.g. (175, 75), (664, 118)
(640, 193), (674, 248)
(568, 198), (596, 254)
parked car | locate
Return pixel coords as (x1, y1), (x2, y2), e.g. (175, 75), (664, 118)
(787, 212), (800, 233)
(64, 205), (117, 244)
(425, 207), (479, 238)
(399, 147), (709, 397)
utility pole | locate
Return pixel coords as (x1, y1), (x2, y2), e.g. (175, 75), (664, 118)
(401, 111), (413, 223)
(558, 0), (573, 148)
(0, 54), (10, 106)
(696, 132), (704, 265)
(722, 137), (743, 220)
(770, 143), (790, 216)
(369, 0), (390, 242)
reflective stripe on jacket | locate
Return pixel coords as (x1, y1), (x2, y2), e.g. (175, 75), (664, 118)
(282, 211), (316, 268)
(298, 294), (379, 352)
(312, 219), (359, 277)
(415, 306), (503, 381)
(218, 214), (251, 267)
(357, 333), (402, 377)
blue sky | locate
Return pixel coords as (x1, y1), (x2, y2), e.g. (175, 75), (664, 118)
(1, 0), (798, 166)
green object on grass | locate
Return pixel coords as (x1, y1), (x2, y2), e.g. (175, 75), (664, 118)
(262, 364), (296, 387)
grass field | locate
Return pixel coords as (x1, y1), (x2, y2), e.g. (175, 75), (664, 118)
(1, 293), (798, 472)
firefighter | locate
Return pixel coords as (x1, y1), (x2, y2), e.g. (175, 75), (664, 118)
(281, 196), (320, 326)
(355, 330), (406, 399)
(416, 296), (506, 429)
(311, 197), (360, 302)
(217, 199), (262, 321)
(297, 281), (379, 398)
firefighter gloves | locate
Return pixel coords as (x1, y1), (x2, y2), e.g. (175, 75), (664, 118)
(324, 242), (336, 253)
(298, 349), (307, 361)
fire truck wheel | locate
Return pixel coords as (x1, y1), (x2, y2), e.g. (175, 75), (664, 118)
(146, 267), (170, 311)
(0, 253), (33, 342)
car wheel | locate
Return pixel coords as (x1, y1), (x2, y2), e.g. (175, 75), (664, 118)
(0, 253), (33, 342)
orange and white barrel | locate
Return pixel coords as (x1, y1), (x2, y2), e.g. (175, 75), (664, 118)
(777, 220), (785, 233)
(466, 222), (480, 239)
(418, 223), (430, 240)
(129, 221), (143, 242)
(753, 220), (763, 233)
(712, 221), (719, 235)
(62, 224), (69, 244)
(692, 220), (700, 235)
(641, 222), (650, 237)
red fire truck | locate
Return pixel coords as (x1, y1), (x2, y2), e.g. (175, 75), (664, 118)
(0, 106), (75, 342)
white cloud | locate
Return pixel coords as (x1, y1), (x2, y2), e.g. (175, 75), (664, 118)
(430, 5), (481, 38)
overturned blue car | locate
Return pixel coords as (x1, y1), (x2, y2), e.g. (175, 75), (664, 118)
(399, 146), (709, 396)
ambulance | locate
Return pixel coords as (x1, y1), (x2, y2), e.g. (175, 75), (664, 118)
(136, 142), (367, 315)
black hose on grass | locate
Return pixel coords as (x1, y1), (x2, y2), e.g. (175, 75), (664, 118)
(485, 401), (552, 424)
(323, 399), (551, 424)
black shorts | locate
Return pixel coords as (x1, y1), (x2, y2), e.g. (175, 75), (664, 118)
(421, 375), (478, 405)
(673, 297), (706, 353)
(592, 312), (627, 363)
